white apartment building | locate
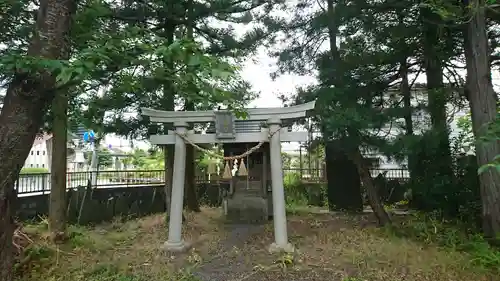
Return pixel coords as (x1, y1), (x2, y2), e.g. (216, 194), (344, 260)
(23, 133), (86, 172)
(23, 133), (133, 172)
(367, 85), (469, 172)
(24, 134), (51, 170)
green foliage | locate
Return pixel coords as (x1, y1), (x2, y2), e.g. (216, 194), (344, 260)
(195, 147), (222, 172)
(80, 263), (201, 281)
(84, 264), (143, 281)
(1, 0), (265, 139)
(456, 112), (475, 153)
(84, 148), (113, 167)
(281, 152), (292, 170)
(120, 148), (165, 170)
(283, 172), (326, 207)
(477, 112), (500, 174)
(408, 131), (482, 225)
(284, 172), (307, 206)
(14, 244), (54, 277)
(129, 149), (149, 168)
(20, 168), (49, 174)
(342, 278), (363, 281)
(267, 0), (425, 157)
(138, 149), (164, 170)
(83, 36), (256, 138)
(67, 0), (264, 139)
(478, 155), (500, 174)
(422, 0), (500, 22)
(456, 110), (500, 175)
(387, 213), (500, 271)
(263, 0), (500, 231)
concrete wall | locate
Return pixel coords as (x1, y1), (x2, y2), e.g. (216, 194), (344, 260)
(16, 185), (166, 224)
(15, 183), (224, 224)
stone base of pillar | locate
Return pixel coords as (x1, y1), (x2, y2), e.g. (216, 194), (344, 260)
(268, 242), (295, 254)
(163, 240), (191, 253)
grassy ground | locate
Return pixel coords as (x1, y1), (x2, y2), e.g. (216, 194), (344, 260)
(15, 207), (499, 281)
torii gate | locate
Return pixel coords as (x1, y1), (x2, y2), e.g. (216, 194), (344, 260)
(141, 100), (316, 253)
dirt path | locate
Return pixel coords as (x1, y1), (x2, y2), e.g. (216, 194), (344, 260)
(188, 211), (497, 281)
(194, 223), (266, 281)
(191, 214), (374, 281)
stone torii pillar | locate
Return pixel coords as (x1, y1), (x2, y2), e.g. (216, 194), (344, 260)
(163, 121), (189, 252)
(268, 118), (294, 253)
(141, 100), (317, 253)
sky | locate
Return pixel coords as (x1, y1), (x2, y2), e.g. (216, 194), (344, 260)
(242, 49), (317, 108)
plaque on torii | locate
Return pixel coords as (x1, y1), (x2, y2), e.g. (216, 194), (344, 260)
(214, 111), (236, 140)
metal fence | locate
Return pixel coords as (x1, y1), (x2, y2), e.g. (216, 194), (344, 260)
(16, 170), (166, 195)
(283, 168), (325, 182)
(370, 168), (410, 180)
(283, 167), (410, 183)
(16, 168), (410, 195)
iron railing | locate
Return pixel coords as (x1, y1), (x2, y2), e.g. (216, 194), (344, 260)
(16, 168), (410, 195)
(370, 168), (410, 180)
(283, 167), (410, 183)
(16, 170), (166, 195)
(283, 168), (325, 182)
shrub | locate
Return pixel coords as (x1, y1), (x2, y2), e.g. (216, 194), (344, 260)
(408, 132), (481, 226)
(387, 212), (500, 271)
(283, 172), (326, 207)
(20, 168), (49, 174)
(283, 172), (307, 206)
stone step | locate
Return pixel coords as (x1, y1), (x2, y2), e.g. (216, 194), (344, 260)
(237, 190), (261, 197)
(234, 181), (261, 191)
(224, 195), (269, 224)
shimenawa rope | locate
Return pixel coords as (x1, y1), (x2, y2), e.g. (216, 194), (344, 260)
(174, 127), (280, 161)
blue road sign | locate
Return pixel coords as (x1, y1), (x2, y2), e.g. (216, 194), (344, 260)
(83, 130), (95, 142)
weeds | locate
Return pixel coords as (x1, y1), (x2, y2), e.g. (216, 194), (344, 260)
(12, 207), (500, 281)
(14, 209), (222, 281)
(385, 212), (500, 271)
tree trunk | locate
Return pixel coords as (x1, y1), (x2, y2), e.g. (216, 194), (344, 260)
(162, 13), (176, 221)
(183, 3), (201, 213)
(0, 1), (76, 279)
(164, 146), (173, 217)
(350, 148), (391, 226)
(464, 0), (500, 238)
(184, 101), (200, 212)
(322, 0), (364, 212)
(185, 144), (201, 212)
(421, 7), (453, 177)
(399, 58), (417, 176)
(49, 89), (68, 242)
(325, 141), (363, 212)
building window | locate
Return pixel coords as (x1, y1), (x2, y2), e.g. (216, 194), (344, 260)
(30, 164), (33, 167)
(37, 151), (40, 155)
(42, 164), (45, 168)
(43, 151), (46, 155)
(36, 164), (39, 168)
(30, 151), (33, 155)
